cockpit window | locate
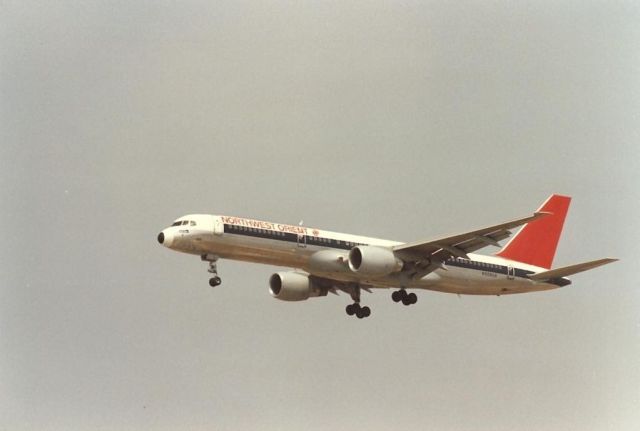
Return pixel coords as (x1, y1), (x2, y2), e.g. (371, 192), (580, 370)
(171, 220), (196, 227)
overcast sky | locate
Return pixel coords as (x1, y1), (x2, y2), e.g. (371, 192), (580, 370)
(2, 1), (639, 430)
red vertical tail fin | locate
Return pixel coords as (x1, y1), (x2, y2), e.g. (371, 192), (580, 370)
(495, 195), (571, 269)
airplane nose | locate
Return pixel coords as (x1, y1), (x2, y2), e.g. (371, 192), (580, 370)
(158, 229), (174, 248)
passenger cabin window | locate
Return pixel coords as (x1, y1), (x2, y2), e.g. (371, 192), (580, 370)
(172, 221), (182, 226)
(182, 220), (188, 225)
(190, 221), (196, 226)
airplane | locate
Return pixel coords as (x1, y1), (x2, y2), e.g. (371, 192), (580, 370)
(156, 194), (617, 319)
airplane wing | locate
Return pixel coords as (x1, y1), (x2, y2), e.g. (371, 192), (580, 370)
(528, 258), (618, 281)
(393, 212), (549, 269)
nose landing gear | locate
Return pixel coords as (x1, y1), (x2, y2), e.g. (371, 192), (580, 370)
(202, 254), (222, 287)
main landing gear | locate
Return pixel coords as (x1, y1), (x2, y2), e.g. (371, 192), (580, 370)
(346, 303), (371, 319)
(202, 254), (222, 287)
(392, 289), (417, 306)
(344, 285), (371, 319)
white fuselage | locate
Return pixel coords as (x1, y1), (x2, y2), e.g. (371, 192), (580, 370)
(159, 214), (566, 295)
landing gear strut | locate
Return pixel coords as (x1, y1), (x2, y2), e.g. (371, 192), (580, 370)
(202, 254), (222, 287)
(344, 285), (371, 319)
(392, 289), (417, 306)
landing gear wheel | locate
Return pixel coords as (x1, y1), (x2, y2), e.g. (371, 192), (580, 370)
(393, 289), (408, 303)
(392, 290), (403, 303)
(395, 289), (417, 306)
(407, 292), (418, 305)
(202, 255), (221, 288)
(346, 303), (370, 319)
(346, 304), (356, 316)
(345, 285), (371, 319)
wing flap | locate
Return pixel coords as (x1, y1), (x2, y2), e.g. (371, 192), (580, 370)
(528, 258), (618, 281)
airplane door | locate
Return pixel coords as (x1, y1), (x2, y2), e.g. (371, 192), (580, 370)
(507, 266), (515, 280)
(296, 221), (307, 248)
(297, 231), (307, 248)
(213, 216), (224, 236)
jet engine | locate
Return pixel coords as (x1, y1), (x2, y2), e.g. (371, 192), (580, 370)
(348, 246), (403, 277)
(269, 272), (325, 301)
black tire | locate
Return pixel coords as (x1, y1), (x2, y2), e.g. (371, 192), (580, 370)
(392, 290), (402, 302)
(356, 309), (365, 319)
(408, 293), (418, 305)
(209, 277), (221, 287)
(346, 304), (356, 316)
(402, 295), (412, 306)
(362, 306), (371, 318)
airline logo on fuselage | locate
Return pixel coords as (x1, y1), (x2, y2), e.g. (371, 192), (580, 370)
(221, 216), (308, 235)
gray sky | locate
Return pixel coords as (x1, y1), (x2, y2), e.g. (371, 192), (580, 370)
(2, 1), (639, 430)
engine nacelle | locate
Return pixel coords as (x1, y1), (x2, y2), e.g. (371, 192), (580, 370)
(308, 249), (349, 274)
(348, 246), (403, 277)
(268, 272), (325, 302)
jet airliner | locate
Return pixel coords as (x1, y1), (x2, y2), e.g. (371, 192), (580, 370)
(157, 195), (616, 319)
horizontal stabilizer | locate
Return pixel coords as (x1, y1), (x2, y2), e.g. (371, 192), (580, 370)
(529, 258), (618, 281)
